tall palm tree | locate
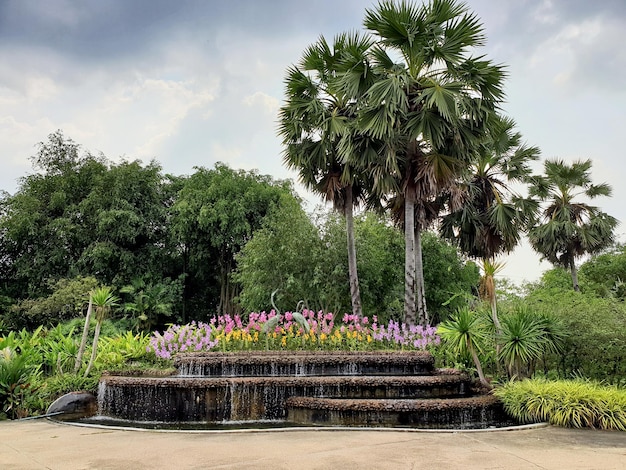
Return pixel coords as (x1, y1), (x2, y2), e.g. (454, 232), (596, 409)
(279, 33), (375, 317)
(347, 0), (506, 325)
(440, 116), (539, 330)
(528, 159), (618, 291)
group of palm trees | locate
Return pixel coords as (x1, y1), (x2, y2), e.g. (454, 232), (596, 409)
(279, 0), (617, 327)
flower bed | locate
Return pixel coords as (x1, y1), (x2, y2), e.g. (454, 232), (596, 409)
(147, 310), (440, 359)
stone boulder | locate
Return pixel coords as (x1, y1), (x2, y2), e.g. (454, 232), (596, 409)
(47, 392), (97, 419)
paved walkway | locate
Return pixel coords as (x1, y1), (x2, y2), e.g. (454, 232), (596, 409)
(1, 420), (624, 469)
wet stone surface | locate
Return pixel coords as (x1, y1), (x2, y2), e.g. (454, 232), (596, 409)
(95, 351), (518, 429)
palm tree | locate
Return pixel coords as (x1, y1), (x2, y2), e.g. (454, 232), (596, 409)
(279, 33), (375, 317)
(528, 159), (618, 291)
(120, 278), (175, 331)
(84, 287), (119, 377)
(440, 115), (539, 330)
(348, 0), (506, 325)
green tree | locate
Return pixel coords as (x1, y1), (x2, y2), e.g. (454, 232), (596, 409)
(74, 159), (178, 288)
(528, 159), (618, 291)
(0, 131), (108, 296)
(172, 164), (291, 317)
(523, 281), (626, 382)
(579, 245), (626, 299)
(441, 116), (539, 330)
(5, 276), (98, 330)
(279, 33), (377, 318)
(345, 0), (505, 324)
(234, 194), (330, 313)
(0, 131), (179, 309)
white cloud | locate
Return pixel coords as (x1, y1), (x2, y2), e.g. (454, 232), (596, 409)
(243, 91), (280, 115)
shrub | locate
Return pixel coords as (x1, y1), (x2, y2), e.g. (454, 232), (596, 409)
(494, 378), (626, 431)
(0, 347), (42, 419)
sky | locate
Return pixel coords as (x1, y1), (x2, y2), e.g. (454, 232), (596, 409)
(1, 0), (625, 284)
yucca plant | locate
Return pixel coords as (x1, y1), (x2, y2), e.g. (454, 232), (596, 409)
(438, 307), (491, 387)
(480, 259), (507, 334)
(84, 287), (119, 377)
(498, 307), (546, 379)
(74, 296), (93, 373)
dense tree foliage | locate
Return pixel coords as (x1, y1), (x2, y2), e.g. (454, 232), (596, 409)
(579, 244), (626, 299)
(521, 276), (626, 383)
(171, 164), (293, 318)
(0, 132), (293, 328)
(0, 131), (178, 301)
(235, 208), (479, 324)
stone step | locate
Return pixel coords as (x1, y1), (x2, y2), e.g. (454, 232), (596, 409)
(286, 395), (514, 429)
(98, 372), (470, 422)
(173, 350), (435, 377)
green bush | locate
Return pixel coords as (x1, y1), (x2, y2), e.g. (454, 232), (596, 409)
(494, 378), (626, 431)
(523, 287), (626, 383)
(0, 347), (42, 419)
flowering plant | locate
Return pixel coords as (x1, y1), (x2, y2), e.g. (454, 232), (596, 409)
(148, 321), (218, 359)
(147, 310), (440, 357)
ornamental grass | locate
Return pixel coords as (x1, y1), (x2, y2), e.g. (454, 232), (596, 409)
(494, 378), (626, 431)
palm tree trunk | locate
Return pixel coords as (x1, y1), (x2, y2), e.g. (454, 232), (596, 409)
(569, 257), (580, 291)
(345, 185), (363, 318)
(404, 187), (417, 325)
(74, 296), (93, 373)
(84, 319), (102, 377)
(414, 225), (429, 326)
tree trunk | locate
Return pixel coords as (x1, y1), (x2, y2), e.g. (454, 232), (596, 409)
(74, 296), (93, 373)
(483, 269), (501, 335)
(404, 187), (417, 325)
(218, 251), (232, 315)
(414, 225), (429, 325)
(569, 257), (580, 291)
(84, 319), (102, 377)
(345, 185), (363, 318)
(469, 342), (490, 388)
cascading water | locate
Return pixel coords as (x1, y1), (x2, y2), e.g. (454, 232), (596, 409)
(91, 351), (518, 429)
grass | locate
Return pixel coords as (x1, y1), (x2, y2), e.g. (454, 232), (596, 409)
(494, 378), (626, 431)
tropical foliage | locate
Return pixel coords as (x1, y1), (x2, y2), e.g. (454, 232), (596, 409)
(495, 379), (626, 431)
(441, 116), (539, 331)
(351, 0), (506, 325)
(529, 159), (618, 291)
(279, 33), (375, 318)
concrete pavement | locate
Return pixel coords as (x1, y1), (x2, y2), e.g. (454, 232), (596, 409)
(1, 420), (625, 469)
